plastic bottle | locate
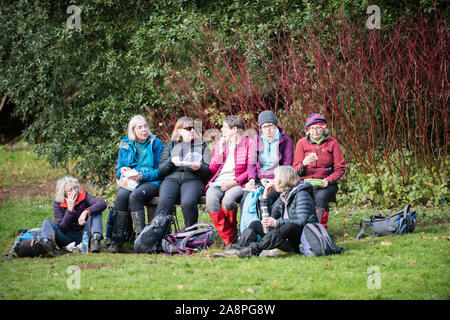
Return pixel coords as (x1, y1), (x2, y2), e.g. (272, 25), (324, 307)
(81, 230), (89, 254)
(261, 205), (270, 234)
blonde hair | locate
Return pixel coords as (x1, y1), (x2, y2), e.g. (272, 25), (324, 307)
(127, 115), (152, 141)
(274, 166), (300, 193)
(55, 176), (80, 202)
(170, 116), (198, 142)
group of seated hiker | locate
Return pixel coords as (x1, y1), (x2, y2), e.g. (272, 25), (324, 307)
(32, 110), (346, 258)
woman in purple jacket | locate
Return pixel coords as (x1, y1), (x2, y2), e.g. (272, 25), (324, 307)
(241, 110), (294, 212)
(34, 176), (107, 257)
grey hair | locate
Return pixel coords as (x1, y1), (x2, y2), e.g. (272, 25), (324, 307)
(127, 115), (151, 141)
(274, 166), (300, 194)
(55, 176), (80, 202)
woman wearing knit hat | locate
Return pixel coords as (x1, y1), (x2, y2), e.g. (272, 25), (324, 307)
(239, 110), (294, 231)
(293, 113), (346, 228)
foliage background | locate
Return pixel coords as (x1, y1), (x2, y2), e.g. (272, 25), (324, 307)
(0, 0), (448, 206)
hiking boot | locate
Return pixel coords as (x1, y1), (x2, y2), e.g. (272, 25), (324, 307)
(213, 249), (240, 258)
(258, 249), (280, 258)
(33, 238), (55, 258)
(237, 247), (253, 258)
(90, 233), (102, 253)
(108, 244), (120, 254)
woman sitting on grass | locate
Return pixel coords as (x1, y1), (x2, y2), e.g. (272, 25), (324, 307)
(214, 166), (317, 258)
(34, 176), (107, 257)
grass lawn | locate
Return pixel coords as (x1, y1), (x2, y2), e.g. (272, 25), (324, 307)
(0, 142), (449, 300)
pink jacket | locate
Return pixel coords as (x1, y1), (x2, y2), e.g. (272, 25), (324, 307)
(205, 135), (251, 192)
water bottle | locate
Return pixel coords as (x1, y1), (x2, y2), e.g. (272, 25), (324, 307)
(261, 205), (270, 234)
(81, 230), (89, 254)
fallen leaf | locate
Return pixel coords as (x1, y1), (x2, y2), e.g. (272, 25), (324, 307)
(421, 235), (427, 239)
(411, 260), (417, 264)
(343, 233), (349, 237)
(343, 218), (349, 222)
(433, 236), (438, 240)
(178, 285), (184, 290)
(381, 240), (392, 247)
(246, 288), (255, 293)
(172, 272), (176, 276)
(324, 263), (330, 269)
(89, 287), (94, 291)
(53, 273), (59, 277)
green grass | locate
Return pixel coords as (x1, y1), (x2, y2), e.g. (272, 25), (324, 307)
(0, 142), (449, 300)
(0, 141), (66, 188)
(0, 197), (448, 300)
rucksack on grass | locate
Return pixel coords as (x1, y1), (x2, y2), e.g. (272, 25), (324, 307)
(134, 214), (175, 254)
(356, 204), (418, 239)
(299, 223), (344, 257)
(161, 222), (215, 255)
(7, 228), (42, 260)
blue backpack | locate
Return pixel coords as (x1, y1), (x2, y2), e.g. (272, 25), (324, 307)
(7, 228), (42, 260)
(356, 204), (418, 239)
(239, 186), (264, 234)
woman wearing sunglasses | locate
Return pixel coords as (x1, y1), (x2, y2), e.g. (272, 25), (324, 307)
(156, 116), (212, 227)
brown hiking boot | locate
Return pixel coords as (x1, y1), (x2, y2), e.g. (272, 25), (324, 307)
(108, 244), (120, 254)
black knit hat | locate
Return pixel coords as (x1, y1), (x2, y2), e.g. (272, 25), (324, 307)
(258, 110), (278, 127)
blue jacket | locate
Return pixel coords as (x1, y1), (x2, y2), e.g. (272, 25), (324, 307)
(116, 134), (164, 186)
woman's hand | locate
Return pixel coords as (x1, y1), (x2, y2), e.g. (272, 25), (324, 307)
(120, 167), (131, 175)
(188, 163), (201, 171)
(261, 217), (277, 228)
(66, 191), (78, 212)
(78, 210), (88, 226)
(262, 180), (275, 198)
(171, 156), (181, 166)
(246, 179), (256, 189)
(220, 180), (238, 192)
(128, 172), (143, 181)
(302, 153), (318, 166)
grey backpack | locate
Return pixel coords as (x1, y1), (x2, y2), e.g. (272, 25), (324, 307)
(134, 214), (175, 254)
(299, 223), (344, 257)
(356, 204), (418, 239)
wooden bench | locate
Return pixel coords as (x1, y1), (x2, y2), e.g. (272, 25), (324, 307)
(145, 196), (207, 225)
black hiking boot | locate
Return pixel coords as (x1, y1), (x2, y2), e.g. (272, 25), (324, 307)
(90, 233), (102, 253)
(33, 238), (56, 258)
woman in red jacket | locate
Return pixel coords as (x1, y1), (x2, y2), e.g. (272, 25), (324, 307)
(293, 113), (346, 228)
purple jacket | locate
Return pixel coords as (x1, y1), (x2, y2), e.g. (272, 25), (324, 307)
(248, 127), (294, 180)
(53, 190), (107, 234)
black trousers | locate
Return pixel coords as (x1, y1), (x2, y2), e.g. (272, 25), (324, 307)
(239, 220), (303, 255)
(155, 178), (205, 227)
(312, 183), (338, 211)
(115, 183), (160, 212)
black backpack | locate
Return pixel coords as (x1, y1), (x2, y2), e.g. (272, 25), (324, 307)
(134, 214), (175, 253)
(299, 223), (344, 257)
(356, 204), (418, 239)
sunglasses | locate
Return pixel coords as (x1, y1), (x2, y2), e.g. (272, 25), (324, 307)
(182, 126), (195, 131)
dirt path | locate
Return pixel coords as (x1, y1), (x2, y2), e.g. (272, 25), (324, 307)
(0, 181), (55, 205)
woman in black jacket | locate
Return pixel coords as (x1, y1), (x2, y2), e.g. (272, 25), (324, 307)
(214, 165), (317, 258)
(156, 116), (212, 227)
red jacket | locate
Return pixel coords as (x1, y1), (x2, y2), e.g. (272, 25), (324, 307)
(293, 135), (346, 184)
(206, 135), (251, 191)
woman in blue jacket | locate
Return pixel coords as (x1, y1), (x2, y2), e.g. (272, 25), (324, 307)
(109, 115), (164, 254)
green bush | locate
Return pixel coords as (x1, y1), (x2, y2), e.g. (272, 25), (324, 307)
(340, 152), (449, 207)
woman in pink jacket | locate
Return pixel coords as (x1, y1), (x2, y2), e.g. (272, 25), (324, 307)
(293, 113), (346, 228)
(206, 115), (251, 245)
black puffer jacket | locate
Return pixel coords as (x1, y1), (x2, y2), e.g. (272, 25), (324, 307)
(260, 182), (317, 228)
(159, 139), (212, 184)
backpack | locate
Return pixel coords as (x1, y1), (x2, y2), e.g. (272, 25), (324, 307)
(356, 204), (418, 239)
(105, 206), (135, 244)
(299, 223), (344, 257)
(134, 214), (175, 253)
(7, 228), (42, 260)
(239, 186), (264, 234)
(161, 222), (215, 255)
